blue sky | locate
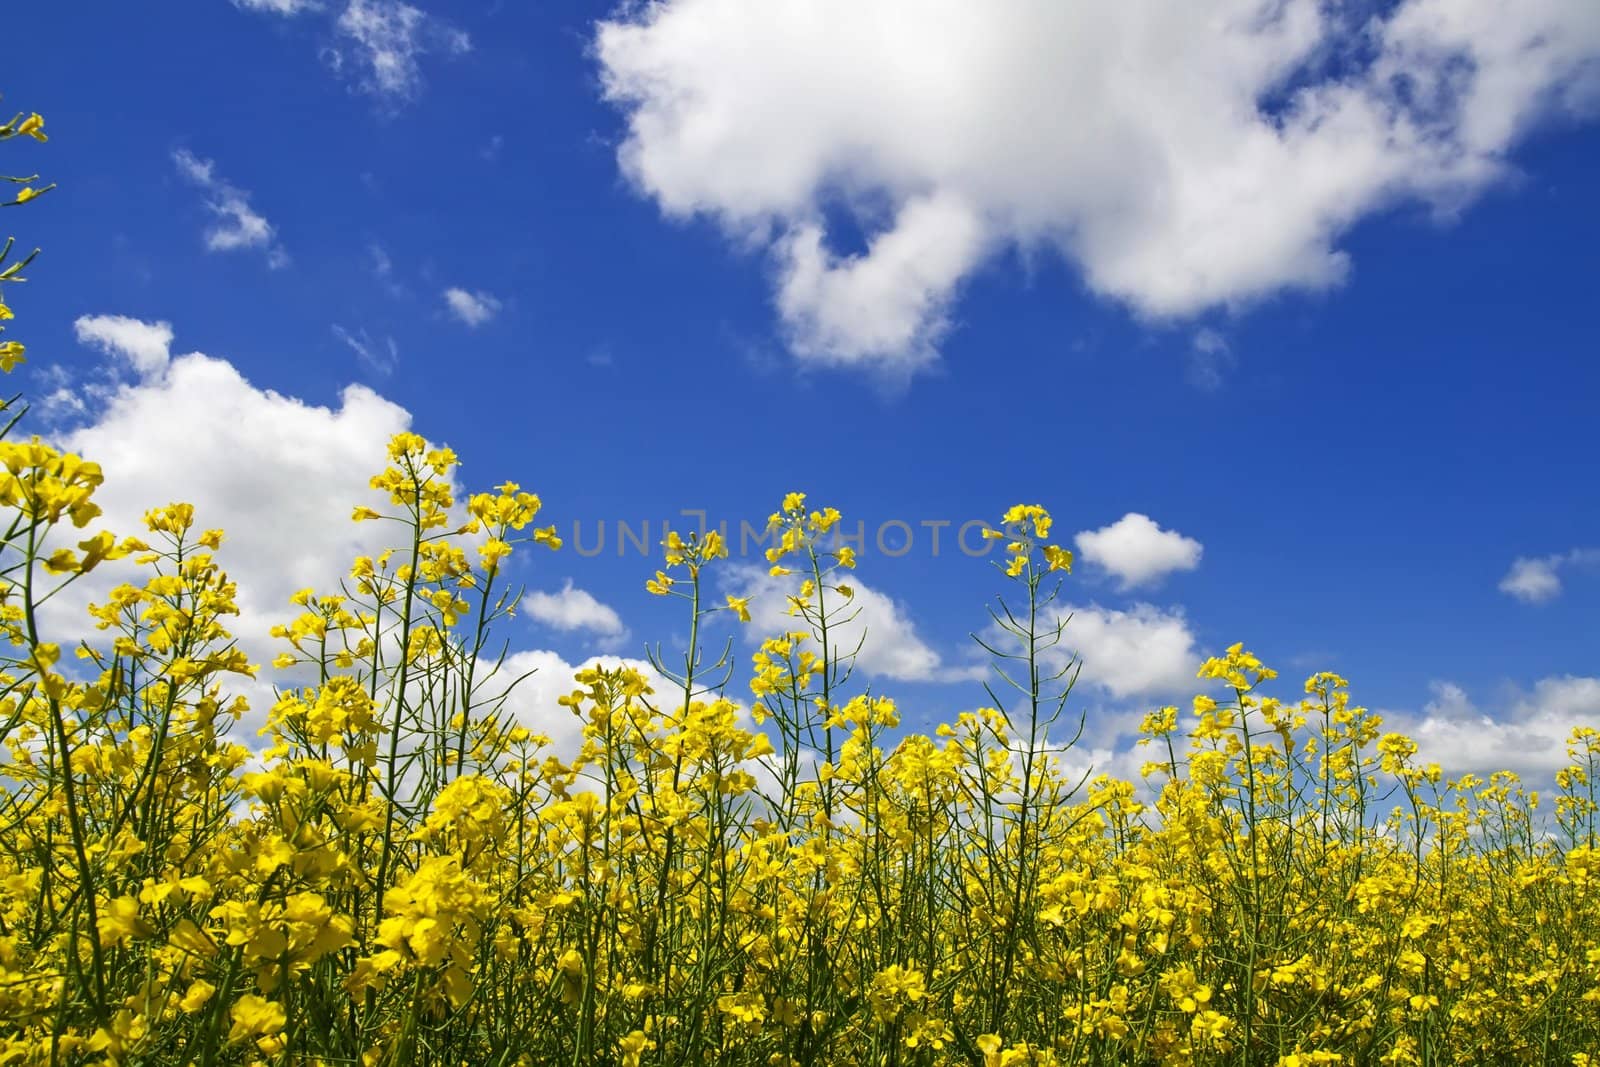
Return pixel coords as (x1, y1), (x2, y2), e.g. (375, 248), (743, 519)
(7, 0), (1599, 777)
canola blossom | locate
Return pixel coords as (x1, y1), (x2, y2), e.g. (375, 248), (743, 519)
(2, 107), (1599, 1067)
(0, 428), (1597, 1067)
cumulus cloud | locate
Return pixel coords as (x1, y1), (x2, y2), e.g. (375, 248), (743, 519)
(1388, 677), (1600, 777)
(74, 315), (175, 378)
(492, 651), (800, 798)
(1075, 514), (1203, 589)
(522, 582), (628, 643)
(45, 316), (411, 668)
(443, 287), (502, 327)
(40, 316), (753, 766)
(776, 191), (986, 373)
(1500, 558), (1563, 602)
(171, 149), (288, 268)
(39, 315), (618, 749)
(725, 562), (1198, 696)
(1048, 603), (1202, 700)
(1498, 549), (1600, 603)
(596, 0), (1600, 373)
(491, 649), (668, 761)
(728, 565), (979, 684)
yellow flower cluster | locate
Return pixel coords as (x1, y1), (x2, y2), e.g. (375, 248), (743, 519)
(2, 106), (51, 372)
(1, 414), (1597, 1067)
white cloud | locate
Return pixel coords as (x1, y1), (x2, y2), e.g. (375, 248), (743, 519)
(1498, 549), (1600, 603)
(522, 581), (627, 641)
(26, 364), (89, 424)
(490, 649), (661, 761)
(776, 191), (986, 374)
(74, 315), (175, 378)
(1050, 603), (1201, 700)
(492, 652), (795, 787)
(1499, 557), (1563, 602)
(47, 316), (411, 673)
(726, 565), (1198, 696)
(171, 149), (288, 268)
(596, 0), (1600, 372)
(729, 565), (978, 684)
(1075, 513), (1202, 589)
(38, 316), (654, 762)
(443, 287), (502, 327)
(234, 0), (467, 104)
(1390, 677), (1600, 777)
(38, 387), (87, 421)
(332, 0), (471, 103)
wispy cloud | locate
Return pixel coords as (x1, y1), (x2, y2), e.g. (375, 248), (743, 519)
(367, 243), (407, 298)
(171, 149), (288, 268)
(328, 0), (470, 104)
(1188, 328), (1235, 391)
(230, 0), (320, 14)
(232, 0), (468, 105)
(443, 287), (502, 328)
(369, 243), (394, 279)
(332, 324), (399, 375)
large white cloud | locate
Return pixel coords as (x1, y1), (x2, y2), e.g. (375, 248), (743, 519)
(596, 0), (1600, 373)
(35, 316), (611, 749)
(1075, 513), (1202, 589)
(32, 319), (843, 778)
(49, 318), (410, 663)
(1387, 677), (1600, 777)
